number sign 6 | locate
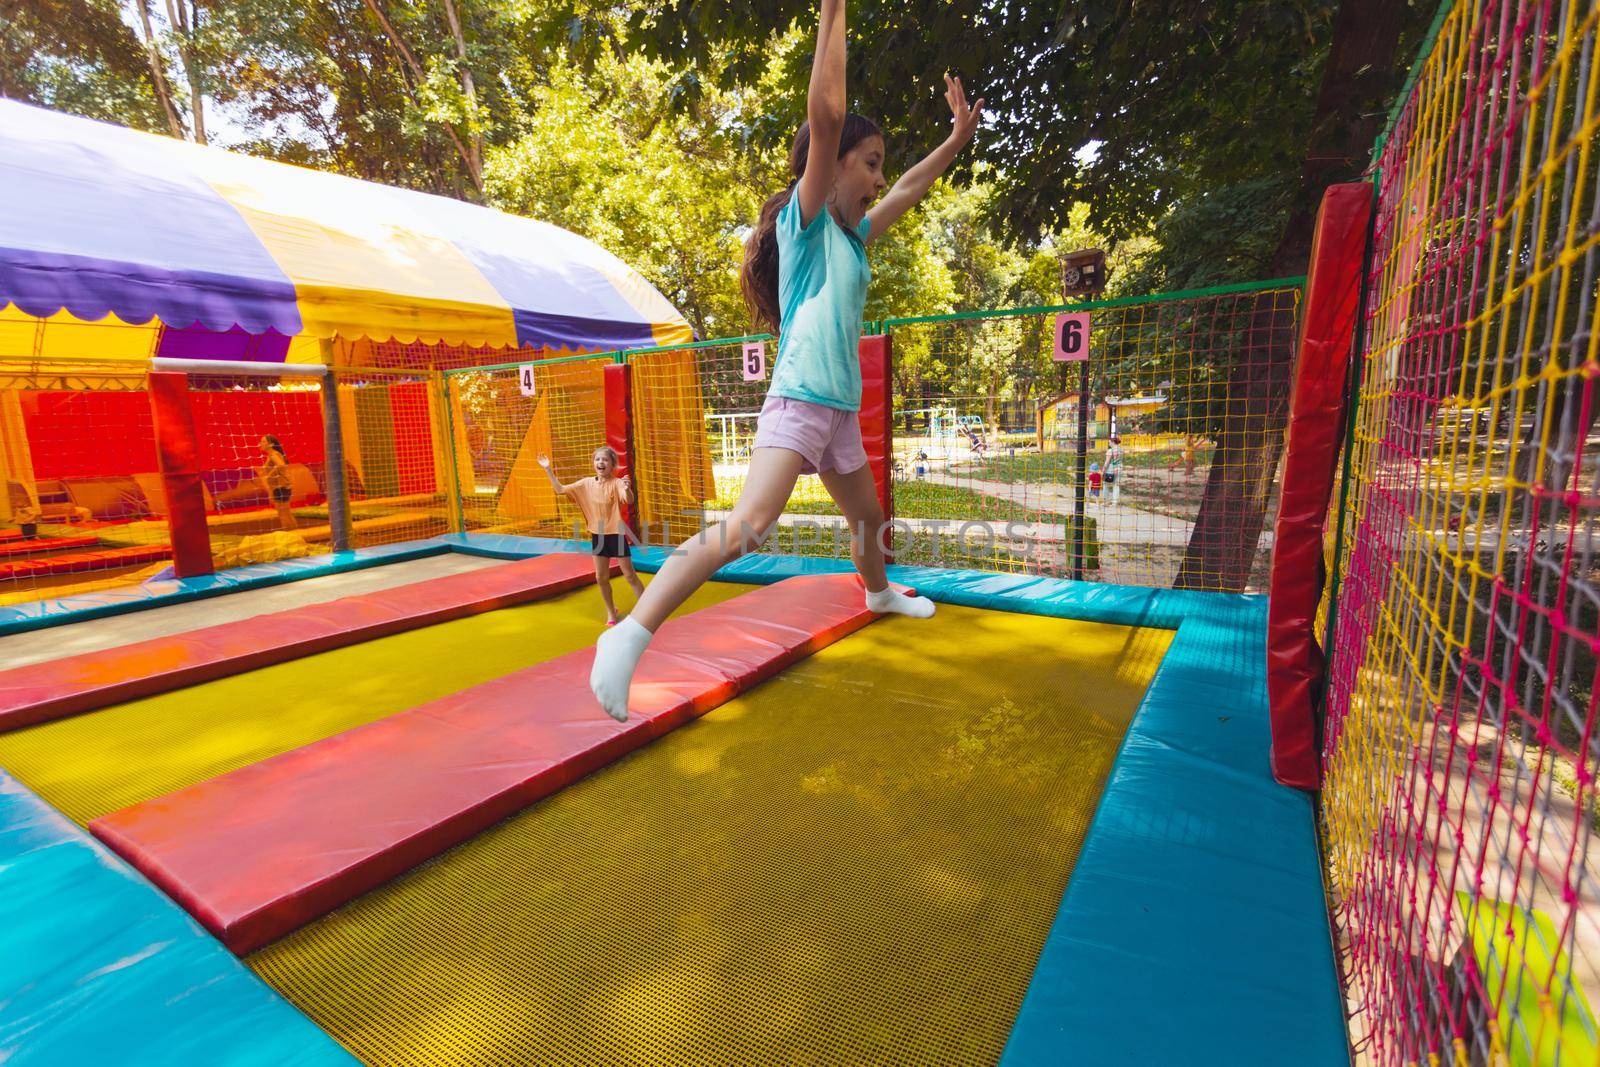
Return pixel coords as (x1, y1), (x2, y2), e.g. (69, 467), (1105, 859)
(1054, 312), (1090, 362)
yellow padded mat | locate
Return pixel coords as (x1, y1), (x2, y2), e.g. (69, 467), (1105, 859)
(0, 575), (751, 824)
(250, 605), (1172, 1066)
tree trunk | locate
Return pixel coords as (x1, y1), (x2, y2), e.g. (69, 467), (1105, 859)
(359, 0), (484, 193)
(1173, 0), (1408, 591)
(136, 0), (186, 138)
(1173, 295), (1299, 590)
(439, 0), (483, 181)
(162, 0), (205, 143)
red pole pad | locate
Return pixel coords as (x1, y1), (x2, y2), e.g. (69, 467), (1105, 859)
(147, 371), (214, 579)
(857, 334), (894, 526)
(1267, 182), (1374, 790)
(603, 362), (639, 541)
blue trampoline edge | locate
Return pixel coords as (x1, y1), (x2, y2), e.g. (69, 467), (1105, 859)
(0, 771), (357, 1066)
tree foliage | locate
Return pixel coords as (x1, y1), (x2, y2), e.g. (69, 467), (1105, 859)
(627, 0), (1432, 278)
(1, 0), (166, 129)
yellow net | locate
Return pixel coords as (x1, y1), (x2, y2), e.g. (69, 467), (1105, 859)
(1319, 1), (1600, 1062)
(885, 285), (1302, 590)
(445, 356), (611, 539)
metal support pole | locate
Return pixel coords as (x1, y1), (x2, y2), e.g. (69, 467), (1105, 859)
(151, 358), (328, 378)
(436, 371), (466, 534)
(320, 368), (352, 552)
(1071, 360), (1090, 581)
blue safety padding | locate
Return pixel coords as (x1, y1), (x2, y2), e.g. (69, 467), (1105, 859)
(0, 771), (357, 1066)
(442, 534), (861, 585)
(439, 532), (592, 559)
(0, 538), (454, 636)
(882, 571), (1345, 1066)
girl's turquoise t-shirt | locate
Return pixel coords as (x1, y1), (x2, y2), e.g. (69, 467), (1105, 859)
(769, 192), (871, 412)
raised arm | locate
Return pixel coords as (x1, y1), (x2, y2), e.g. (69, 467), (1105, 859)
(795, 0), (848, 227)
(865, 74), (984, 242)
(536, 455), (569, 495)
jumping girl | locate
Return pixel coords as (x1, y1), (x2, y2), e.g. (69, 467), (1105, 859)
(538, 447), (645, 625)
(590, 0), (983, 720)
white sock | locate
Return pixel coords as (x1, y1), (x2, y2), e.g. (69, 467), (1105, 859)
(865, 585), (935, 619)
(590, 616), (652, 722)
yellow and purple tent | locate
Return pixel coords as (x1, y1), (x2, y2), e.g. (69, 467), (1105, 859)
(0, 100), (693, 362)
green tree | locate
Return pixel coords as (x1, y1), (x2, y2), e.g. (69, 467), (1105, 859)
(629, 0), (1432, 590)
(0, 0), (167, 131)
(484, 49), (781, 338)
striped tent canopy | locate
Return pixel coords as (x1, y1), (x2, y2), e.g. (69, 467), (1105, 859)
(0, 100), (693, 364)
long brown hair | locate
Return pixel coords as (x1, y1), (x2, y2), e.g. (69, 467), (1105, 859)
(740, 114), (883, 332)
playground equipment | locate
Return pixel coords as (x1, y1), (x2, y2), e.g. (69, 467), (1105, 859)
(2, 4), (1595, 1061)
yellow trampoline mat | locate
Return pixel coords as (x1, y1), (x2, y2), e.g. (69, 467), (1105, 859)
(0, 573), (752, 825)
(250, 605), (1173, 1067)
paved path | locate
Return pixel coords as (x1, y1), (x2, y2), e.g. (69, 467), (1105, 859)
(917, 468), (1235, 547)
(702, 505), (1217, 548)
(708, 461), (1278, 548)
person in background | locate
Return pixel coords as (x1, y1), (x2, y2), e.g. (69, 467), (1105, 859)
(1169, 433), (1199, 476)
(538, 447), (646, 626)
(1104, 436), (1124, 505)
(1088, 461), (1103, 502)
(259, 435), (296, 531)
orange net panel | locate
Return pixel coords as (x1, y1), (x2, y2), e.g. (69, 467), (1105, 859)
(629, 344), (730, 547)
(445, 356), (610, 540)
(331, 367), (453, 550)
(630, 338), (849, 553)
(0, 361), (171, 609)
(185, 368), (331, 570)
(336, 337), (566, 373)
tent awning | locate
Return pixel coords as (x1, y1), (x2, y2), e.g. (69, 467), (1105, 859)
(0, 101), (693, 357)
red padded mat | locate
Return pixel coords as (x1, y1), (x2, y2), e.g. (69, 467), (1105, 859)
(91, 574), (898, 954)
(0, 553), (607, 732)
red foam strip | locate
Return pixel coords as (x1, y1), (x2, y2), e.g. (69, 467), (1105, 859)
(0, 543), (171, 581)
(148, 371), (214, 578)
(858, 334), (894, 523)
(90, 573), (898, 954)
(0, 534), (101, 558)
(0, 553), (608, 733)
(1267, 182), (1373, 791)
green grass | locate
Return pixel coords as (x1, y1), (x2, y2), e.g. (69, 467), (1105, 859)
(957, 453), (1079, 485)
(711, 475), (1048, 521)
(959, 445), (1216, 485)
(893, 478), (1050, 519)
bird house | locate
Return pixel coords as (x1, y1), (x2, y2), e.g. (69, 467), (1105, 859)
(1061, 248), (1109, 297)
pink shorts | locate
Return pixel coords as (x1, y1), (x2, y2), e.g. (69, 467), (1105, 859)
(751, 395), (868, 475)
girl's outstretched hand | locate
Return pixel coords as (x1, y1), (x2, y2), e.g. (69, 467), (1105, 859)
(944, 74), (984, 146)
(537, 454), (551, 469)
(863, 72), (984, 243)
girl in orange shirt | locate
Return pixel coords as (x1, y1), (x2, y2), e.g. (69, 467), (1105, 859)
(539, 447), (645, 625)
